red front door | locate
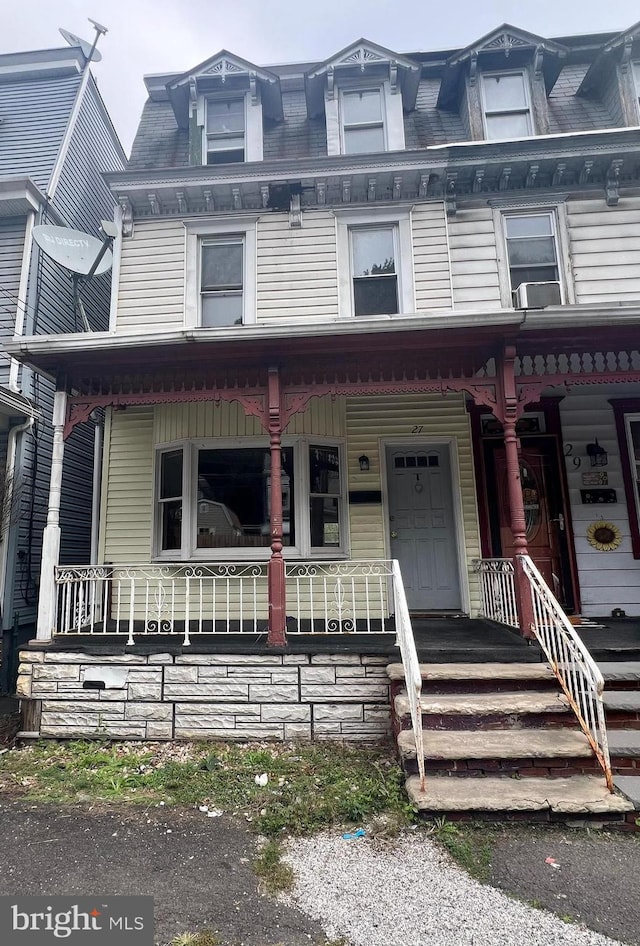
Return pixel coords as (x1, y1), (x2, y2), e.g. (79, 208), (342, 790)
(494, 444), (569, 606)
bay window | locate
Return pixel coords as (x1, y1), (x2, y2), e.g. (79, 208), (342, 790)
(155, 439), (346, 558)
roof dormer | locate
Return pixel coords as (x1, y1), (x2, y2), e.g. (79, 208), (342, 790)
(166, 51), (283, 165)
(577, 21), (640, 127)
(437, 24), (567, 141)
(305, 39), (420, 156)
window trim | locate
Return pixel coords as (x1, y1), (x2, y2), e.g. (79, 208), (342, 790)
(493, 204), (574, 308)
(325, 78), (405, 156)
(611, 399), (640, 559)
(184, 218), (258, 328)
(480, 70), (534, 140)
(335, 209), (415, 319)
(153, 436), (348, 561)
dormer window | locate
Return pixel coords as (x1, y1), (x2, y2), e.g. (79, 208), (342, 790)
(633, 61), (640, 108)
(205, 98), (245, 164)
(341, 89), (385, 154)
(481, 72), (533, 139)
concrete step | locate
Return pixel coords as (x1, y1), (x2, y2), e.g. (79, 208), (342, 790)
(599, 662), (640, 683)
(398, 727), (591, 761)
(387, 662), (554, 684)
(394, 689), (569, 720)
(608, 730), (640, 757)
(613, 775), (640, 807)
(603, 691), (640, 712)
(405, 774), (634, 816)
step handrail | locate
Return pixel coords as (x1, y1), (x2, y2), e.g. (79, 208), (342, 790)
(518, 553), (613, 791)
(391, 560), (425, 791)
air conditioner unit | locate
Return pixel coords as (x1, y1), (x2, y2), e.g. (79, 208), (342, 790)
(514, 281), (562, 309)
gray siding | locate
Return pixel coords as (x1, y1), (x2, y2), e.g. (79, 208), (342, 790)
(0, 217), (25, 386)
(0, 74), (80, 189)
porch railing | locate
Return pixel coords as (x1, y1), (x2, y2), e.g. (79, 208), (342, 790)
(474, 558), (518, 628)
(284, 560), (395, 633)
(519, 554), (613, 791)
(391, 560), (425, 791)
(55, 563), (269, 645)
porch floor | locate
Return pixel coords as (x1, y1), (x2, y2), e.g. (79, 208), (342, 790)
(576, 618), (640, 662)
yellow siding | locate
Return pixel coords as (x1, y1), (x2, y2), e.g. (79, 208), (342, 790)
(346, 393), (481, 613)
(256, 210), (339, 321)
(117, 220), (185, 334)
(412, 203), (453, 310)
(103, 408), (154, 562)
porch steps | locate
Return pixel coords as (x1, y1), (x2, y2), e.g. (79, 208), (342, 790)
(599, 662), (640, 779)
(387, 662), (637, 826)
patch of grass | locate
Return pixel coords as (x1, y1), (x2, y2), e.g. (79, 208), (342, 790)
(0, 740), (412, 836)
(253, 839), (295, 895)
(429, 819), (494, 881)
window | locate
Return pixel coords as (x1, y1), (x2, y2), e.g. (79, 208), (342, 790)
(200, 237), (244, 327)
(341, 89), (385, 154)
(185, 220), (257, 328)
(351, 227), (398, 316)
(504, 213), (559, 295)
(611, 399), (640, 559)
(481, 73), (533, 139)
(205, 98), (245, 164)
(155, 439), (346, 558)
(336, 210), (414, 319)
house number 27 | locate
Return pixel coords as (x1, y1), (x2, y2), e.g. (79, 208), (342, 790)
(411, 425), (424, 434)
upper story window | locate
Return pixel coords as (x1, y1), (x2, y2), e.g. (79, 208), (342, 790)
(481, 72), (533, 139)
(200, 237), (244, 326)
(504, 213), (559, 294)
(611, 399), (640, 559)
(351, 227), (397, 315)
(336, 209), (414, 319)
(205, 98), (245, 164)
(341, 89), (385, 154)
(185, 219), (257, 329)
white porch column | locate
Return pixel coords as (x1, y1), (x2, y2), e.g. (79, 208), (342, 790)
(36, 389), (67, 641)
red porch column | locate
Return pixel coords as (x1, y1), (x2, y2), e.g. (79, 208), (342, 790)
(267, 368), (287, 647)
(499, 346), (535, 639)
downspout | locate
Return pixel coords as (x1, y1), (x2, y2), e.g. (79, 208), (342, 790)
(0, 415), (34, 626)
(90, 417), (103, 564)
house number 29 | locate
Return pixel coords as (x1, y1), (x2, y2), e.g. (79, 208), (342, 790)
(411, 425), (424, 434)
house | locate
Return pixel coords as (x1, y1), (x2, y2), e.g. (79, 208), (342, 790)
(8, 24), (640, 810)
(0, 41), (125, 694)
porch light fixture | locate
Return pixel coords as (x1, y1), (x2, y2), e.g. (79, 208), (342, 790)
(586, 439), (608, 467)
(358, 454), (370, 472)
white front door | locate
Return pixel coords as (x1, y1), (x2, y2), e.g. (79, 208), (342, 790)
(386, 444), (462, 611)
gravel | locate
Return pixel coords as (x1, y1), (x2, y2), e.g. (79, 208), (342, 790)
(284, 833), (626, 946)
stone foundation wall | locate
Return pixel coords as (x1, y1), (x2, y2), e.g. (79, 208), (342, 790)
(16, 650), (392, 742)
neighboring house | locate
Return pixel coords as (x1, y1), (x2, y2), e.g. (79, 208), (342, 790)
(9, 23), (640, 744)
(0, 45), (125, 689)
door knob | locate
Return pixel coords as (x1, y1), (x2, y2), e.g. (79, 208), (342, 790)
(390, 530), (398, 539)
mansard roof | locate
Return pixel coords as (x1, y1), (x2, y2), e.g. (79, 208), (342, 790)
(438, 24), (568, 108)
(577, 20), (640, 94)
(166, 50), (283, 128)
(305, 39), (421, 117)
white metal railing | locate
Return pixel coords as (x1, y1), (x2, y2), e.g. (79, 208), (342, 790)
(474, 558), (519, 628)
(55, 563), (269, 646)
(391, 560), (426, 792)
(519, 553), (613, 791)
(285, 560), (395, 633)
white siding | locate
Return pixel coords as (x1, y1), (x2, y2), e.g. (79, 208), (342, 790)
(560, 386), (640, 615)
(412, 203), (453, 310)
(346, 393), (481, 614)
(448, 208), (501, 309)
(567, 198), (640, 304)
(116, 220), (185, 333)
(256, 211), (338, 321)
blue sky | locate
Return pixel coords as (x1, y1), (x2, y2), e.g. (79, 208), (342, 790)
(4, 0), (640, 153)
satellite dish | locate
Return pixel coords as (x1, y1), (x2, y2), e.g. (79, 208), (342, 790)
(59, 28), (103, 62)
(33, 225), (112, 276)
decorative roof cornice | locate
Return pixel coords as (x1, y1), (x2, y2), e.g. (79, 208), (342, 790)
(446, 24), (567, 66)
